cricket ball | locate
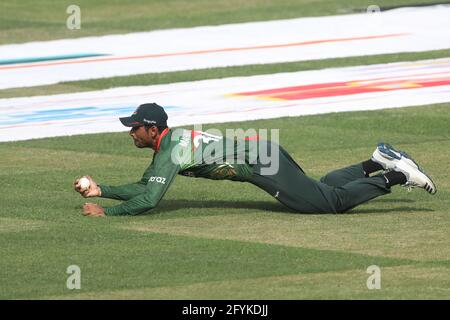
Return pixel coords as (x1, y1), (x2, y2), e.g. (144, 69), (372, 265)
(79, 177), (91, 191)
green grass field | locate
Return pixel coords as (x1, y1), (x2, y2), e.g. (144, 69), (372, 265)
(1, 0), (449, 299)
(1, 105), (449, 299)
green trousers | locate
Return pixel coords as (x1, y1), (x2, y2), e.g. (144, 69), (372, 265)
(249, 142), (391, 213)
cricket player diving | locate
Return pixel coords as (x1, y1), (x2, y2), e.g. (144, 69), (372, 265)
(74, 103), (437, 217)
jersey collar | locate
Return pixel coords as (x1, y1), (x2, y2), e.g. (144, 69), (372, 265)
(155, 128), (170, 152)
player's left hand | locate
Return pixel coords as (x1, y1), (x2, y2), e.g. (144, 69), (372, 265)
(82, 203), (105, 217)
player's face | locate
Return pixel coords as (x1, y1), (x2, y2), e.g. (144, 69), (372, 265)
(129, 126), (151, 148)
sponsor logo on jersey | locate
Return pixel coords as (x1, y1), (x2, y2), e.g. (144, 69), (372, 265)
(149, 176), (166, 184)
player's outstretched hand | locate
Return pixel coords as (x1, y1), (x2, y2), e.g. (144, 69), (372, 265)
(83, 203), (105, 217)
(73, 175), (102, 198)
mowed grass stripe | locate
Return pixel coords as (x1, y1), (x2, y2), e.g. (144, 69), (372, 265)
(0, 218), (47, 233)
(124, 210), (450, 262)
(0, 145), (151, 172)
(44, 265), (450, 300)
(2, 49), (450, 99)
(0, 226), (411, 299)
(4, 103), (450, 155)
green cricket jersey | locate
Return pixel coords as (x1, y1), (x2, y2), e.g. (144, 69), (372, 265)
(100, 128), (259, 216)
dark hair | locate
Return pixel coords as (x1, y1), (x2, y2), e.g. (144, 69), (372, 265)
(144, 125), (168, 134)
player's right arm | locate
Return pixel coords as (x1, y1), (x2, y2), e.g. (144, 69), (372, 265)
(99, 181), (147, 200)
(103, 152), (180, 216)
(74, 156), (156, 200)
(98, 173), (151, 201)
(74, 174), (148, 200)
(98, 159), (156, 200)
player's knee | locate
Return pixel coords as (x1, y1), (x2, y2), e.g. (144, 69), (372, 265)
(320, 173), (342, 187)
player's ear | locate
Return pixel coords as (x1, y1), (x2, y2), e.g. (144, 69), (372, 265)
(143, 125), (152, 133)
(149, 125), (159, 138)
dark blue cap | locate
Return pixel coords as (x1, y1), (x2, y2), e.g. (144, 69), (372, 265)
(120, 103), (168, 128)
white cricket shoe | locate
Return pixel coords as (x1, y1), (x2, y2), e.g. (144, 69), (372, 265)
(393, 158), (437, 194)
(372, 142), (418, 170)
(373, 143), (437, 194)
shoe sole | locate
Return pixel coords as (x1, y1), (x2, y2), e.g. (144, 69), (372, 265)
(414, 165), (437, 194)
